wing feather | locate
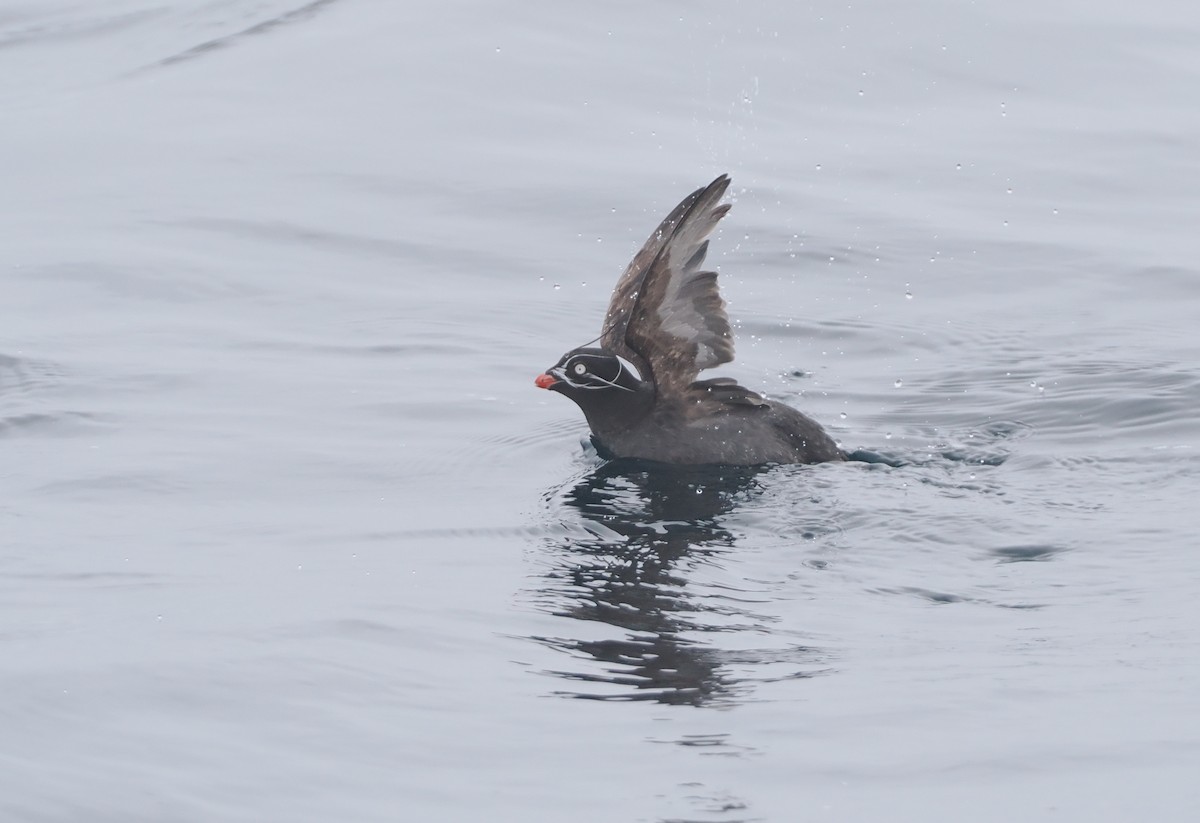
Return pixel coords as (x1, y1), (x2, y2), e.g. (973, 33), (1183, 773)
(599, 175), (736, 400)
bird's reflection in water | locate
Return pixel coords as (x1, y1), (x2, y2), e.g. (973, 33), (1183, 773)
(533, 456), (826, 706)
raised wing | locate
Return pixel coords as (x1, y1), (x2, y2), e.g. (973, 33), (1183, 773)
(600, 175), (735, 400)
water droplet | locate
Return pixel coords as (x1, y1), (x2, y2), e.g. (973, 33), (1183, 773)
(905, 292), (913, 299)
(1006, 187), (1013, 195)
(955, 163), (962, 171)
(885, 432), (893, 440)
(857, 89), (864, 97)
(553, 283), (561, 290)
(894, 379), (903, 388)
(839, 412), (848, 419)
(815, 164), (822, 171)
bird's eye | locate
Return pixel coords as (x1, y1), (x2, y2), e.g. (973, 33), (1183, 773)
(572, 362), (588, 376)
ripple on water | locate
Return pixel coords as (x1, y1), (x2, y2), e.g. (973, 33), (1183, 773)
(869, 586), (1047, 610)
(861, 350), (1200, 451)
(987, 544), (1070, 564)
(0, 352), (106, 438)
(1004, 359), (1200, 445)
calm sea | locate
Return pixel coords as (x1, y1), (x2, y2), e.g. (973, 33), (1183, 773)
(3, 1), (1198, 821)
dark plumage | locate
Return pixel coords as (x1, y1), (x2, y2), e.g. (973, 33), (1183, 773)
(536, 175), (844, 466)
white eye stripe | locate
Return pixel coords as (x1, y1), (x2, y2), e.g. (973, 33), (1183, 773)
(556, 359), (635, 393)
(579, 374), (634, 391)
(615, 355), (642, 382)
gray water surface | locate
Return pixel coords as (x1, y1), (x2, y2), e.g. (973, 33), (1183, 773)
(3, 2), (1199, 821)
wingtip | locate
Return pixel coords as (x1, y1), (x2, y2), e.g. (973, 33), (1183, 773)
(702, 174), (733, 210)
(689, 175), (730, 199)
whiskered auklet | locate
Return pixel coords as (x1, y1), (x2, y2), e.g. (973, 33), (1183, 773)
(535, 175), (844, 466)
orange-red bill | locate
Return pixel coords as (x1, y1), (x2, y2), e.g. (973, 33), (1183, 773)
(535, 373), (557, 389)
